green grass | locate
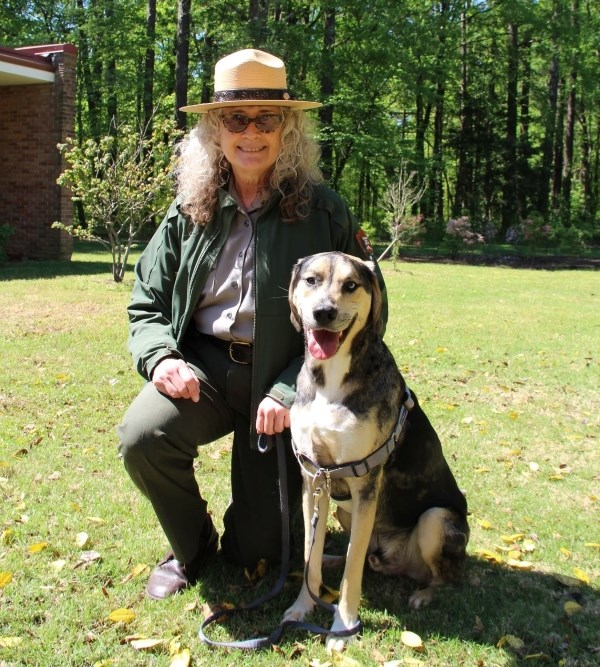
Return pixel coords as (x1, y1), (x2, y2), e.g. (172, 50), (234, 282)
(1, 245), (598, 667)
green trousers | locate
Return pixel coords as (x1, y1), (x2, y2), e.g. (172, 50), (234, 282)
(117, 331), (302, 568)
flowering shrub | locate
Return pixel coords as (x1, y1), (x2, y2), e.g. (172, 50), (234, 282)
(505, 214), (554, 250)
(446, 216), (484, 243)
(444, 216), (484, 257)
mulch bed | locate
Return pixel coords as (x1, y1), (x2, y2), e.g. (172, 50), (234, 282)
(396, 252), (600, 270)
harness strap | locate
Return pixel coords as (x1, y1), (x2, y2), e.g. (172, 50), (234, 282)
(294, 388), (414, 480)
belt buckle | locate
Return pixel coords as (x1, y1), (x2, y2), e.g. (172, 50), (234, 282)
(228, 341), (252, 365)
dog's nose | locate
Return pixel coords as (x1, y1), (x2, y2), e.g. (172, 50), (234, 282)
(313, 306), (337, 325)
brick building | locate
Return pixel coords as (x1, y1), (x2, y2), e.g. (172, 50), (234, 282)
(0, 44), (77, 261)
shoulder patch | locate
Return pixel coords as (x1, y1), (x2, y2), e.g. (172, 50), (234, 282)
(355, 228), (374, 260)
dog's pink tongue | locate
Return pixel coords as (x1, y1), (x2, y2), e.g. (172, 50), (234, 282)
(307, 329), (340, 360)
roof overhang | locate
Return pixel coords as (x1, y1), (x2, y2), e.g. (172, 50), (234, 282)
(0, 45), (73, 86)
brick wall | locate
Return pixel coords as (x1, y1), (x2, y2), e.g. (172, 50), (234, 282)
(0, 45), (77, 261)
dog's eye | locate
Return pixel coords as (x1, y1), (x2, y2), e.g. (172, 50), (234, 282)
(305, 276), (316, 286)
(343, 281), (358, 292)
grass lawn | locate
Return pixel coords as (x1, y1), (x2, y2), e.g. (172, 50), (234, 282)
(0, 244), (598, 667)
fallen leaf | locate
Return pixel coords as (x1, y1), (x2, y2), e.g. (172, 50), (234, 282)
(477, 519), (494, 530)
(573, 567), (591, 584)
(497, 634), (525, 650)
(48, 471), (61, 481)
(169, 648), (191, 667)
(400, 630), (424, 651)
(183, 600), (198, 612)
(584, 542), (600, 549)
(86, 516), (106, 525)
(1, 528), (14, 545)
(549, 474), (564, 481)
(559, 547), (572, 559)
(308, 660), (333, 667)
(507, 558), (533, 570)
(76, 532), (90, 548)
(332, 650), (361, 666)
(50, 559), (67, 571)
(28, 541), (48, 554)
(475, 549), (503, 564)
(501, 533), (525, 544)
(522, 539), (537, 553)
(524, 653), (552, 660)
(130, 638), (165, 651)
(0, 637), (23, 648)
(320, 582), (340, 604)
(0, 571), (13, 589)
(383, 661), (404, 667)
(201, 601), (234, 620)
(121, 563), (149, 583)
(564, 601), (582, 616)
(108, 608), (136, 624)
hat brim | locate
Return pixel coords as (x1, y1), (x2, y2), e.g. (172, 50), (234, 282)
(180, 99), (322, 113)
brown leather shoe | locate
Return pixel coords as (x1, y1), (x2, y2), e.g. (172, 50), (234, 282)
(145, 518), (218, 600)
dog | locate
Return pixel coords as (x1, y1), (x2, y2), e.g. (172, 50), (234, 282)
(283, 251), (469, 652)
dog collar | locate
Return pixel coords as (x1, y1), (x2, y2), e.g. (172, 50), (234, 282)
(293, 388), (414, 480)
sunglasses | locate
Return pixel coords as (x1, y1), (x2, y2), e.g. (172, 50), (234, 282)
(221, 112), (283, 133)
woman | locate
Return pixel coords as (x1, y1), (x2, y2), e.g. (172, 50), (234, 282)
(118, 49), (387, 600)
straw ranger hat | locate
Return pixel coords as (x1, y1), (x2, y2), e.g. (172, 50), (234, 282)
(180, 49), (322, 113)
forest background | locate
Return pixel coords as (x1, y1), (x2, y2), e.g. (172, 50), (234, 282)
(2, 0), (599, 252)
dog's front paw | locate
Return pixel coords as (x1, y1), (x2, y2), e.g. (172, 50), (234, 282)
(283, 597), (314, 624)
(325, 609), (359, 654)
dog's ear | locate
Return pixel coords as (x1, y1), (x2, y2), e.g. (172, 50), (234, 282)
(363, 260), (383, 334)
(289, 258), (304, 332)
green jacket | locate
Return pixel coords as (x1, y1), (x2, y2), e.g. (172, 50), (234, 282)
(127, 183), (387, 448)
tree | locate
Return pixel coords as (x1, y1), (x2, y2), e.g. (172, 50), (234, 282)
(379, 160), (427, 267)
(54, 119), (180, 282)
(175, 0), (191, 131)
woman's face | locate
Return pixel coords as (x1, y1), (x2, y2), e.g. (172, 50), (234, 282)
(218, 105), (283, 185)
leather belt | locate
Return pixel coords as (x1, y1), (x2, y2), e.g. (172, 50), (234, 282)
(211, 337), (253, 365)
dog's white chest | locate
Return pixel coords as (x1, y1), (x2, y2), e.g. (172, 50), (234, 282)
(291, 391), (379, 464)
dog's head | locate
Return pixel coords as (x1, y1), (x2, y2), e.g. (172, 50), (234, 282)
(289, 251), (383, 360)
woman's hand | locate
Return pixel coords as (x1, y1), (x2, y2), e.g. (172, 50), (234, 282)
(151, 357), (200, 402)
(256, 396), (291, 435)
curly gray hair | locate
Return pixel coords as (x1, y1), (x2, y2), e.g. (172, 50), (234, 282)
(175, 109), (323, 225)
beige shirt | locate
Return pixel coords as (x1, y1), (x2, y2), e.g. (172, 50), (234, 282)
(192, 181), (268, 343)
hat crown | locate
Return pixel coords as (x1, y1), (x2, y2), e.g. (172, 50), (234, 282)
(214, 49), (287, 92)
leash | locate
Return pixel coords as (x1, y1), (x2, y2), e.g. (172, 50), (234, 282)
(198, 431), (360, 649)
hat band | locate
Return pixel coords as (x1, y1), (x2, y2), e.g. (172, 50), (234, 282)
(213, 88), (292, 103)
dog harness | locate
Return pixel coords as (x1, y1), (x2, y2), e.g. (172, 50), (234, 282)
(292, 388), (414, 481)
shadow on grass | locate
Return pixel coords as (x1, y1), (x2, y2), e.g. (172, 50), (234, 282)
(194, 552), (598, 665)
(0, 240), (143, 281)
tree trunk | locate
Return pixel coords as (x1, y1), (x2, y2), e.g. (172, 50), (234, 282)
(561, 0), (579, 225)
(454, 3), (472, 217)
(501, 21), (519, 234)
(143, 0), (156, 139)
(249, 0), (269, 46)
(76, 0), (102, 140)
(319, 5), (335, 182)
(175, 0), (191, 131)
